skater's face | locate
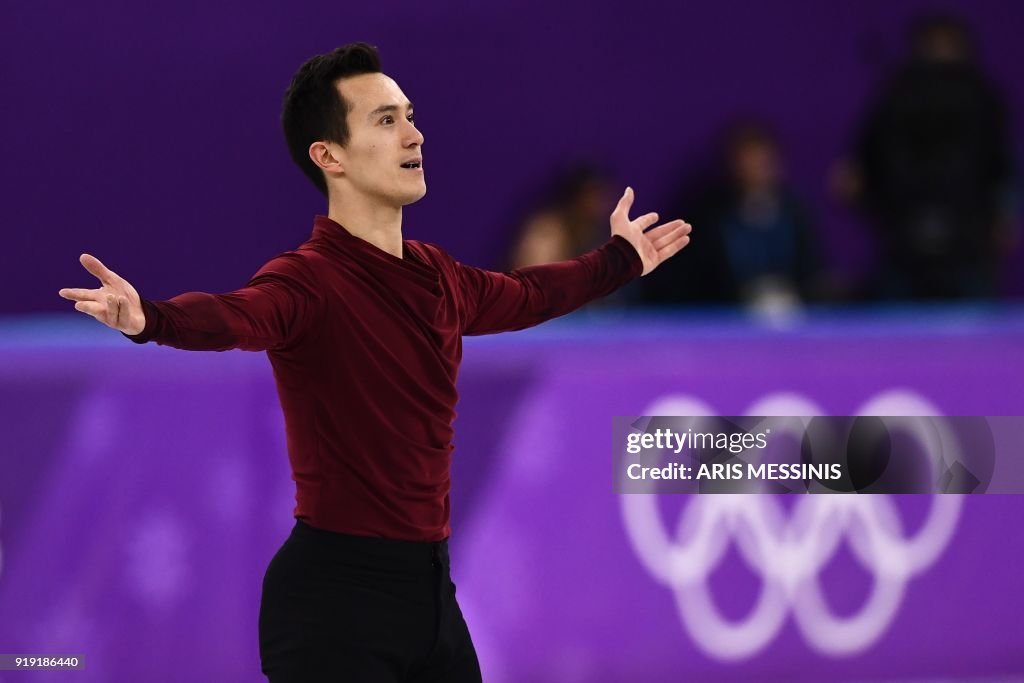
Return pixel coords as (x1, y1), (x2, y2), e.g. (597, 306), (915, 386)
(330, 73), (426, 207)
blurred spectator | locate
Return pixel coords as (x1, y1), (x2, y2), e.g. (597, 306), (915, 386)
(642, 121), (824, 313)
(836, 14), (1017, 300)
(509, 164), (614, 268)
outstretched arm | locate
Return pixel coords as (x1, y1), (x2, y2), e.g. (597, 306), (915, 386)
(459, 187), (691, 335)
(58, 253), (323, 352)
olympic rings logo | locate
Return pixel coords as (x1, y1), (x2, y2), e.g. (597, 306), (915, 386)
(620, 389), (962, 660)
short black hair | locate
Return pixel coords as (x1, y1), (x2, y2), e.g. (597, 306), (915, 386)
(282, 43), (382, 196)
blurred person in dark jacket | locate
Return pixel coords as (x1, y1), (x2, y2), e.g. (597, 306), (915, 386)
(836, 14), (1017, 300)
(642, 122), (824, 314)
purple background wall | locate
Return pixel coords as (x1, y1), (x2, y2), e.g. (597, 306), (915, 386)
(6, 0), (1023, 315)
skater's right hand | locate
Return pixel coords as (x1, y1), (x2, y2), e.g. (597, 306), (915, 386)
(58, 254), (146, 335)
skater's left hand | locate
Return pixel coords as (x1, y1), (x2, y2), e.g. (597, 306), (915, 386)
(609, 186), (692, 276)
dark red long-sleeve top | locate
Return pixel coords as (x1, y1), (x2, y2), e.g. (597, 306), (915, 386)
(128, 216), (642, 541)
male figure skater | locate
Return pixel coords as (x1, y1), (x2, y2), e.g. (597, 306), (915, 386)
(58, 43), (691, 682)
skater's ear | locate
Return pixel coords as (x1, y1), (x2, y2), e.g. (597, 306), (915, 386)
(310, 141), (346, 178)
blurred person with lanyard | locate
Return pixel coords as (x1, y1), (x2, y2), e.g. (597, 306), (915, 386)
(57, 43), (691, 683)
(642, 121), (825, 315)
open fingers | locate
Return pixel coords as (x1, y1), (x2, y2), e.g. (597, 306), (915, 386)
(634, 212), (659, 232)
(106, 294), (119, 326)
(80, 253), (117, 285)
(656, 232), (691, 260)
(612, 186), (635, 219)
(58, 287), (104, 302)
(74, 300), (108, 322)
(645, 219), (688, 241)
(649, 221), (690, 250)
(72, 295), (120, 328)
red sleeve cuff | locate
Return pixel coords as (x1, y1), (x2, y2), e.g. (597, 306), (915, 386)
(608, 235), (644, 279)
(122, 299), (161, 344)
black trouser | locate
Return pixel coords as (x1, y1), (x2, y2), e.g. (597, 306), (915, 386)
(259, 520), (482, 682)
